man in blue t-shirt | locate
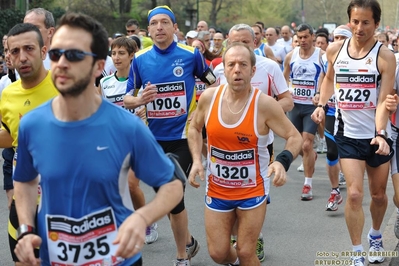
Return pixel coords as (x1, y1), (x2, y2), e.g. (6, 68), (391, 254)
(124, 5), (215, 266)
(13, 13), (183, 266)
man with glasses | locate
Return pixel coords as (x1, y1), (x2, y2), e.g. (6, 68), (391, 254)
(13, 13), (184, 266)
(125, 19), (140, 36)
(0, 22), (59, 266)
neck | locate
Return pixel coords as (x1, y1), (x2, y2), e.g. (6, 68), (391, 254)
(21, 67), (48, 89)
(52, 85), (102, 122)
(155, 40), (174, 50)
(299, 46), (315, 57)
(116, 69), (129, 79)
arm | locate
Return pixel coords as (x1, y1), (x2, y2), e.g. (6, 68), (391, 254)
(124, 83), (157, 110)
(264, 46), (277, 63)
(187, 87), (216, 188)
(372, 46), (396, 155)
(311, 43), (340, 124)
(259, 94), (302, 186)
(276, 90), (294, 112)
(283, 51), (293, 86)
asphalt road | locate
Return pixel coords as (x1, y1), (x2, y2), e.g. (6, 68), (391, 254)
(0, 137), (398, 265)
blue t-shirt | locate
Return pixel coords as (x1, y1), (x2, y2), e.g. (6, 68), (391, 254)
(14, 99), (174, 266)
(127, 41), (209, 141)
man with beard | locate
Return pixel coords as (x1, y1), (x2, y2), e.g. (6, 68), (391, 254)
(0, 23), (58, 266)
(13, 13), (184, 266)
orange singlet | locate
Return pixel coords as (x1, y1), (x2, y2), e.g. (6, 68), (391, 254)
(205, 85), (270, 200)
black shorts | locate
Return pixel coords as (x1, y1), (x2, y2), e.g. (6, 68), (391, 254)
(287, 103), (318, 134)
(3, 148), (15, 190)
(335, 134), (394, 167)
(8, 199), (39, 262)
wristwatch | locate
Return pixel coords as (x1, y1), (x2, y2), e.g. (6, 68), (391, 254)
(376, 129), (388, 140)
(317, 104), (329, 113)
(16, 224), (35, 240)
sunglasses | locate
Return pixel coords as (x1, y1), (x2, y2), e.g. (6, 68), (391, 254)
(126, 30), (136, 33)
(48, 49), (97, 62)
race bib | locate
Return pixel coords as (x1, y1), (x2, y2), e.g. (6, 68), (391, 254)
(195, 79), (206, 100)
(46, 208), (124, 266)
(290, 79), (315, 103)
(105, 93), (135, 114)
(147, 81), (187, 119)
(335, 74), (377, 110)
(209, 146), (256, 188)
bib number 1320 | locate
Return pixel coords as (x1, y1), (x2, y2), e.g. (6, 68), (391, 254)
(57, 235), (110, 263)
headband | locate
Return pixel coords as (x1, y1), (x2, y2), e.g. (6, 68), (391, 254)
(333, 28), (352, 38)
(148, 5), (176, 24)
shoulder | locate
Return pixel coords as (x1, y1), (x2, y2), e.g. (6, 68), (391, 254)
(2, 79), (21, 94)
(176, 43), (196, 54)
(135, 46), (153, 58)
(256, 55), (280, 69)
(101, 74), (114, 84)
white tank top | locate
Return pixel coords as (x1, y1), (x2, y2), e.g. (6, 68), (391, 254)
(100, 73), (134, 114)
(289, 47), (323, 105)
(333, 38), (382, 139)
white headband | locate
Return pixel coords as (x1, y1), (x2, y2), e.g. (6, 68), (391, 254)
(333, 28), (352, 38)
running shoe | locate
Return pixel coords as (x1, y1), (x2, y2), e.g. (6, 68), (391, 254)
(395, 211), (399, 239)
(230, 235), (237, 249)
(317, 139), (327, 153)
(186, 236), (200, 259)
(173, 259), (190, 266)
(256, 232), (265, 262)
(351, 255), (365, 266)
(301, 185), (313, 201)
(297, 162), (304, 172)
(339, 172), (346, 186)
(368, 234), (385, 263)
(145, 225), (159, 244)
(326, 191), (343, 211)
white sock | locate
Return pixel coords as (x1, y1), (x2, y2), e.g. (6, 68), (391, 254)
(369, 228), (381, 237)
(352, 244), (363, 252)
(304, 177), (312, 186)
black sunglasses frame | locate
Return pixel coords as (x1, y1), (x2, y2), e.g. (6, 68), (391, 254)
(48, 49), (97, 62)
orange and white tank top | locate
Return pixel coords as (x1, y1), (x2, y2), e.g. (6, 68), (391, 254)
(205, 85), (270, 200)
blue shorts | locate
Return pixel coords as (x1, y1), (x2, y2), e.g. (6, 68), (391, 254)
(205, 195), (267, 212)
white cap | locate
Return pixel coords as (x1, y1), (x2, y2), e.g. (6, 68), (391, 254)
(186, 30), (198, 39)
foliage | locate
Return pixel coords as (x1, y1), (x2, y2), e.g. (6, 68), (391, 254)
(0, 9), (25, 50)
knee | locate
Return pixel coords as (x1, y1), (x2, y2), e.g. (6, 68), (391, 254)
(302, 138), (314, 153)
(208, 245), (229, 264)
(371, 193), (387, 205)
(236, 245), (254, 262)
(347, 190), (363, 206)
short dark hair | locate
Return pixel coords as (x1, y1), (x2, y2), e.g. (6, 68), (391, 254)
(316, 27), (329, 36)
(56, 12), (108, 61)
(347, 0), (381, 24)
(111, 37), (138, 54)
(316, 33), (329, 44)
(25, 8), (55, 28)
(296, 24), (314, 35)
(125, 19), (139, 28)
(251, 24), (263, 33)
(7, 23), (44, 48)
(377, 32), (389, 42)
(128, 35), (141, 50)
(255, 21), (264, 30)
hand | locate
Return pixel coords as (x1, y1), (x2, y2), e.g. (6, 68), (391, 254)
(113, 212), (147, 258)
(140, 82), (158, 105)
(370, 136), (390, 155)
(14, 234), (42, 265)
(188, 160), (205, 188)
(311, 107), (325, 124)
(267, 161), (287, 187)
(385, 94), (399, 112)
(135, 106), (146, 122)
(6, 189), (13, 210)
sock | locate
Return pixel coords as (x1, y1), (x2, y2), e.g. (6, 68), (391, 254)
(369, 228), (381, 237)
(231, 257), (239, 265)
(304, 177), (312, 186)
(352, 244), (363, 252)
(332, 187), (340, 194)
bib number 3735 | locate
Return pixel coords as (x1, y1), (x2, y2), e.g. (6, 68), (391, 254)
(46, 207), (122, 266)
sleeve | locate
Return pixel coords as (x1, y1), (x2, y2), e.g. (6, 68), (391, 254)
(129, 119), (174, 187)
(270, 61), (289, 96)
(13, 120), (38, 182)
(126, 56), (142, 96)
(193, 49), (209, 78)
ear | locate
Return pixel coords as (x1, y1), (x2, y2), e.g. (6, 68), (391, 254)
(41, 45), (48, 60)
(251, 65), (256, 78)
(93, 59), (105, 79)
(48, 27), (55, 42)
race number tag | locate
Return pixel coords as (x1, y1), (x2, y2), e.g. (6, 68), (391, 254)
(46, 207), (123, 266)
(290, 79), (315, 103)
(195, 79), (206, 100)
(335, 74), (377, 110)
(209, 146), (256, 188)
(147, 81), (187, 119)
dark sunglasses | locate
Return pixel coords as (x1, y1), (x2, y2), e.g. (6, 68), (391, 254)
(48, 49), (97, 62)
